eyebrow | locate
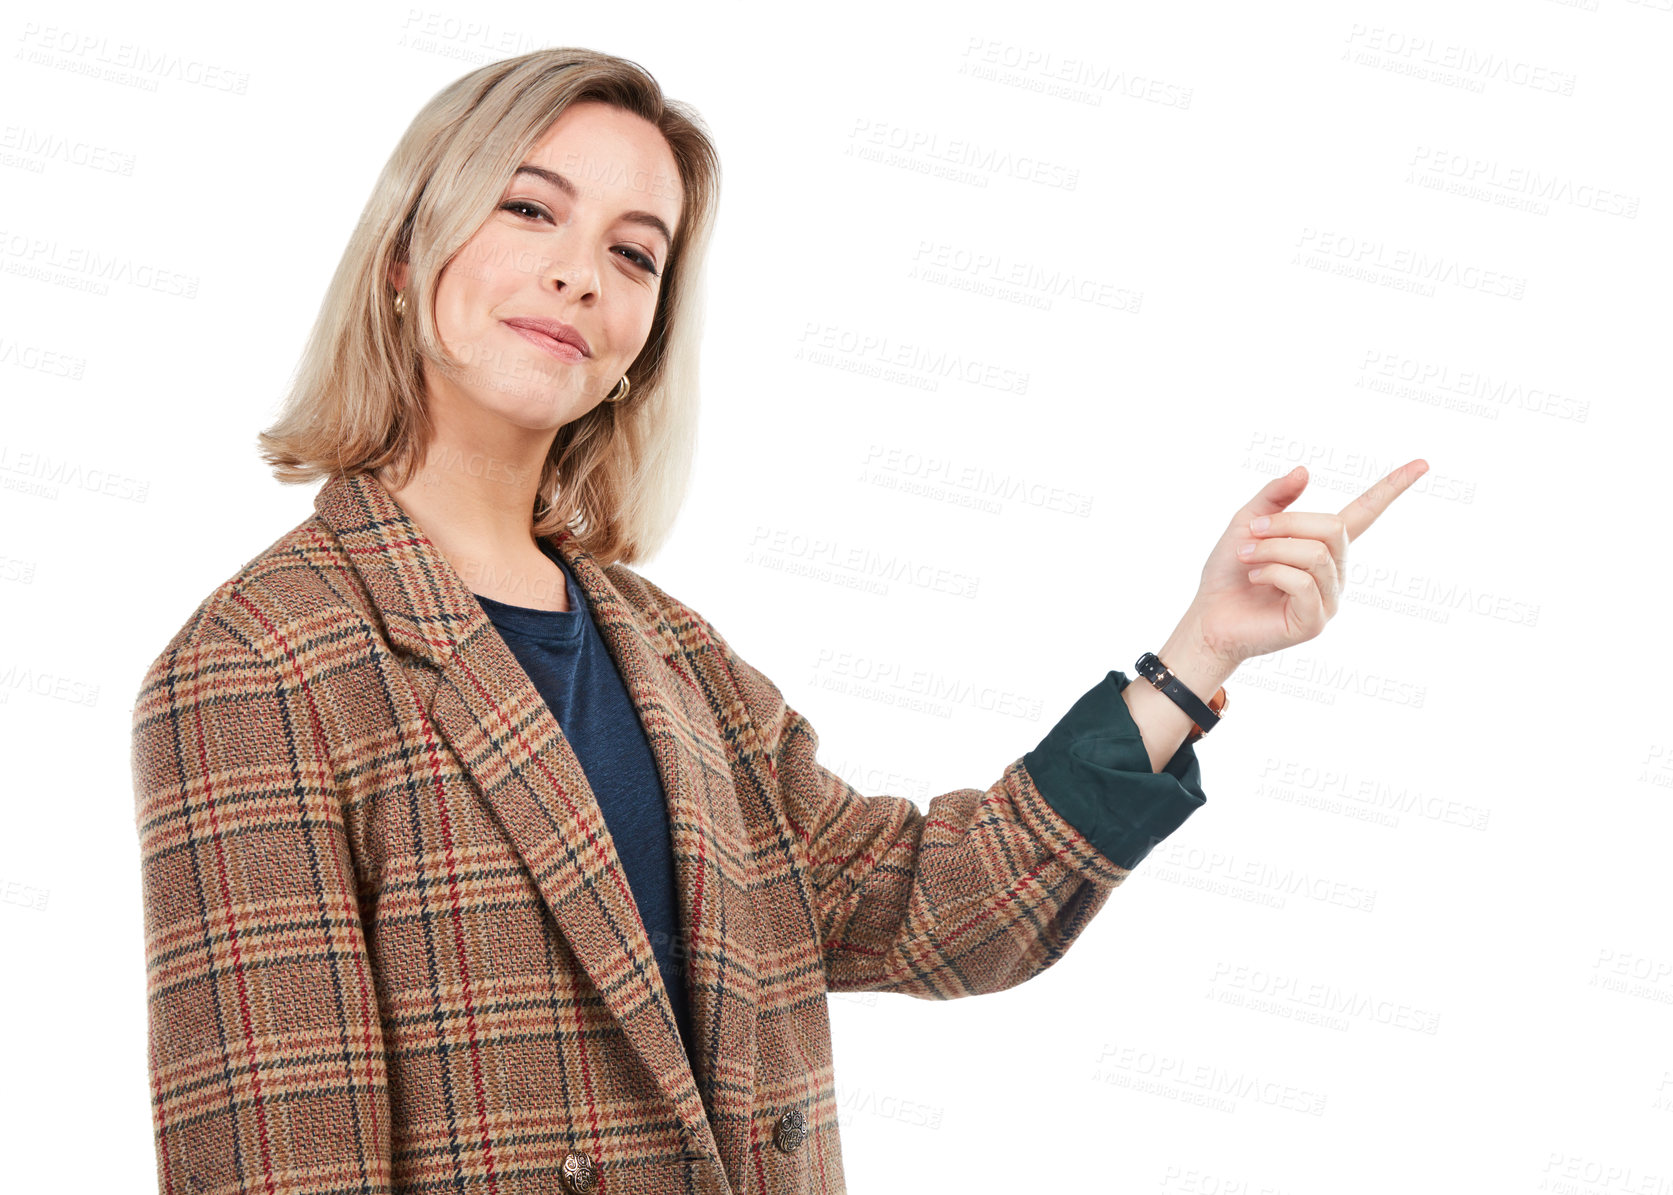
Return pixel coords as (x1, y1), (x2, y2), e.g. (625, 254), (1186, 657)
(512, 164), (675, 250)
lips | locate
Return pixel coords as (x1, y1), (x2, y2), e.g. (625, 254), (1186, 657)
(502, 317), (590, 357)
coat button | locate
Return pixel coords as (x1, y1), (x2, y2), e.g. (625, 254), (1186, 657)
(773, 1108), (808, 1153)
(559, 1150), (599, 1194)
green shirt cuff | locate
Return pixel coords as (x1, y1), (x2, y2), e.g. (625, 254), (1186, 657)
(1022, 669), (1208, 871)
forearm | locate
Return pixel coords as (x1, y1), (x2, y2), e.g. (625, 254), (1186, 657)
(1120, 619), (1237, 773)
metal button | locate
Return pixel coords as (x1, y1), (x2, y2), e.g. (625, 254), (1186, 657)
(559, 1150), (599, 1194)
(773, 1108), (808, 1153)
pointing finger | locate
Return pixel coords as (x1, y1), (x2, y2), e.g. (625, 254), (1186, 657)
(1340, 458), (1427, 542)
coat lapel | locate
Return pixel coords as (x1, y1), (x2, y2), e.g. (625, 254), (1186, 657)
(311, 469), (759, 1165)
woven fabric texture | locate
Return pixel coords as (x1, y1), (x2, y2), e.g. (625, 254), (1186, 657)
(131, 470), (1136, 1195)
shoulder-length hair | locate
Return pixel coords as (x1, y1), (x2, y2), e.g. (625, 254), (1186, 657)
(257, 47), (722, 567)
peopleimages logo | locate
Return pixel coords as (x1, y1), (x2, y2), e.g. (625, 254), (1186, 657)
(1341, 24), (1577, 95)
(1294, 227), (1527, 300)
(16, 23), (251, 94)
(1408, 147), (1639, 218)
(847, 118), (1081, 191)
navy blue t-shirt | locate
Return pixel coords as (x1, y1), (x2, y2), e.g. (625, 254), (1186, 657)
(470, 538), (695, 1070)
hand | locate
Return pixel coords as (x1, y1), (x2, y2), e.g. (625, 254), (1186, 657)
(1180, 459), (1429, 670)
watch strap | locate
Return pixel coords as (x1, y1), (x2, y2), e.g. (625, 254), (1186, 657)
(1135, 651), (1227, 744)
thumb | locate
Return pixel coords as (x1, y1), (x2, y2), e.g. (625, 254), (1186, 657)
(1242, 465), (1310, 520)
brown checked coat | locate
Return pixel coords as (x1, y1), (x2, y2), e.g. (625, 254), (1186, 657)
(130, 469), (1140, 1195)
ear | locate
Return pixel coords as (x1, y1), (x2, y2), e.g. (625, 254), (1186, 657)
(388, 259), (409, 292)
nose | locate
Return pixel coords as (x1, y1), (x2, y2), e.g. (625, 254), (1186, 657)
(540, 229), (600, 301)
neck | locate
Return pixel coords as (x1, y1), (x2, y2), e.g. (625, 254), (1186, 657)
(374, 378), (560, 546)
(372, 434), (563, 604)
(376, 460), (542, 560)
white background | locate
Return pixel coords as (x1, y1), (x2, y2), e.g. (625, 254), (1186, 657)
(2, 0), (1669, 1191)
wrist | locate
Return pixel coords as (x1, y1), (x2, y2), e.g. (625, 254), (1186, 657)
(1157, 616), (1237, 705)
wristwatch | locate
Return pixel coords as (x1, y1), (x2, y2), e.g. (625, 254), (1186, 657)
(1135, 651), (1229, 745)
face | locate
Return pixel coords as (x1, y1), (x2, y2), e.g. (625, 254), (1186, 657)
(399, 101), (683, 438)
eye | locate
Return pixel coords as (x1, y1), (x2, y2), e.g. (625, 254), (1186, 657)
(500, 200), (661, 277)
(501, 199), (550, 221)
(615, 246), (660, 276)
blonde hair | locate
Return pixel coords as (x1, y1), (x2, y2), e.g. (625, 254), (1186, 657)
(257, 48), (722, 566)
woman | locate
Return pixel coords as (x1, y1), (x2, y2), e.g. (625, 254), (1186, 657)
(130, 48), (1425, 1195)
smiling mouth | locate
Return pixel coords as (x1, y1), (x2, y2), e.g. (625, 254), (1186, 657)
(504, 321), (587, 363)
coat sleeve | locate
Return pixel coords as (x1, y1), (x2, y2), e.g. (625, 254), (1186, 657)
(131, 630), (393, 1195)
(678, 606), (1209, 1000)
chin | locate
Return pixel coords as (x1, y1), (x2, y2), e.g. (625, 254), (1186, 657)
(485, 380), (596, 426)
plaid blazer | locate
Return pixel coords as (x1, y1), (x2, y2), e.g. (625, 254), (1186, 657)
(131, 469), (1142, 1195)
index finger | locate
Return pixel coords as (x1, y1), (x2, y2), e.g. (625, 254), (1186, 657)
(1339, 458), (1428, 541)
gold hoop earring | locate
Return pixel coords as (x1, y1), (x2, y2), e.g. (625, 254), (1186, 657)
(604, 375), (630, 403)
(393, 289), (408, 318)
